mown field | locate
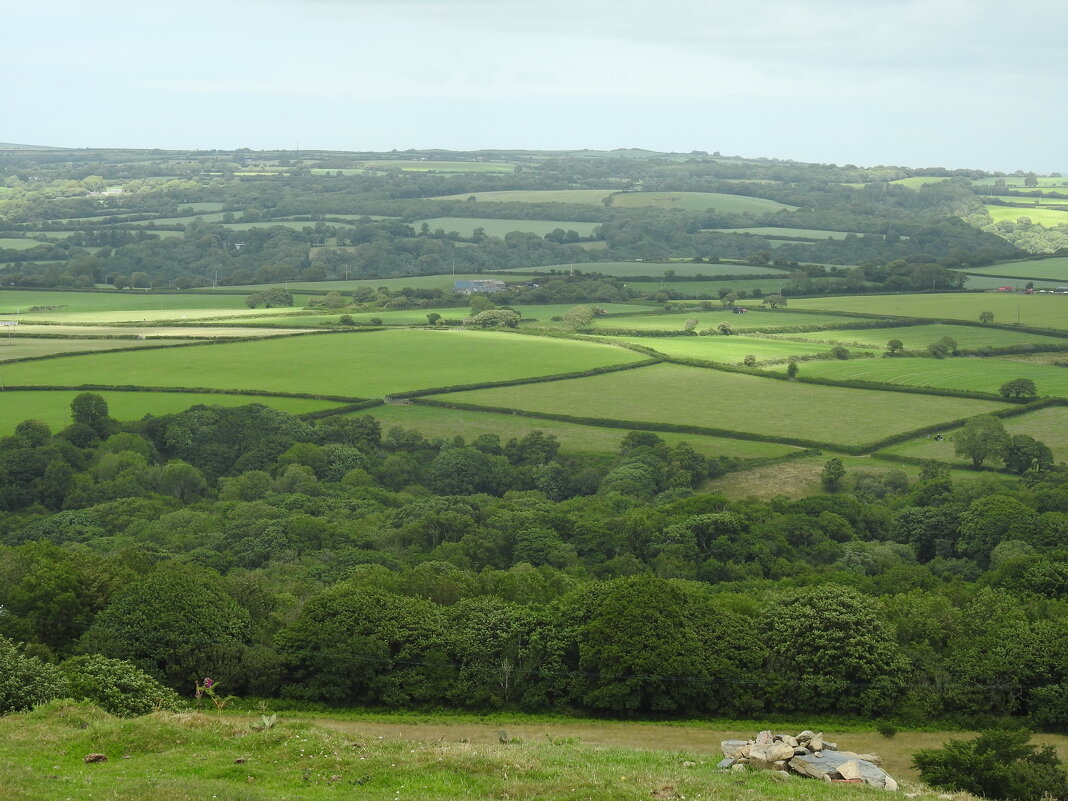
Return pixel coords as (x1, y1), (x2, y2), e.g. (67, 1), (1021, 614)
(613, 335), (879, 363)
(362, 159), (516, 172)
(984, 204), (1068, 226)
(0, 337), (197, 361)
(434, 363), (1011, 448)
(716, 227), (858, 239)
(880, 405), (1068, 465)
(18, 307), (310, 325)
(789, 293), (1068, 330)
(0, 290), (250, 315)
(609, 191), (795, 214)
(961, 257), (1068, 281)
(772, 356), (1068, 397)
(889, 176), (956, 189)
(0, 390), (342, 435)
(434, 189), (616, 204)
(588, 310), (868, 332)
(214, 274), (491, 293)
(0, 330), (645, 399)
(0, 237), (43, 250)
(369, 403), (800, 460)
(414, 217), (600, 238)
(780, 322), (1068, 351)
(960, 275), (1065, 290)
(493, 261), (789, 278)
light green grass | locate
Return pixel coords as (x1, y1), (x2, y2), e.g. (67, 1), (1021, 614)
(0, 338), (198, 361)
(984, 204), (1068, 227)
(769, 356), (1068, 396)
(0, 701), (949, 801)
(414, 217), (600, 238)
(973, 176), (1068, 188)
(613, 335), (878, 363)
(18, 307), (309, 324)
(715, 227), (860, 239)
(610, 191), (795, 214)
(433, 189), (614, 205)
(436, 363), (1010, 448)
(214, 275), (493, 293)
(781, 323), (1068, 351)
(961, 257), (1068, 281)
(588, 310), (864, 332)
(790, 293), (1068, 330)
(128, 211), (231, 225)
(960, 275), (1065, 290)
(880, 405), (1068, 465)
(369, 403), (799, 459)
(0, 238), (45, 250)
(0, 390), (341, 435)
(362, 159), (516, 172)
(0, 290), (250, 316)
(889, 176), (957, 189)
(494, 262), (790, 278)
(980, 197), (1068, 206)
(0, 330), (644, 399)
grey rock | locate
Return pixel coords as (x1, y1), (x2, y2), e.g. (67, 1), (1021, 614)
(716, 758), (735, 769)
(797, 730), (815, 742)
(720, 739), (749, 759)
(788, 751), (897, 790)
(837, 750), (882, 766)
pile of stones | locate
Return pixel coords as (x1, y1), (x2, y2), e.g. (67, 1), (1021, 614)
(719, 729), (898, 791)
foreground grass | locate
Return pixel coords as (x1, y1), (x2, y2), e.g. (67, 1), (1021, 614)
(0, 701), (965, 801)
(0, 329), (644, 399)
(435, 363), (1012, 448)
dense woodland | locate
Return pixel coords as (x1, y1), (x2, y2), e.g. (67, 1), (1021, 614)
(0, 149), (1039, 294)
(2, 395), (1066, 726)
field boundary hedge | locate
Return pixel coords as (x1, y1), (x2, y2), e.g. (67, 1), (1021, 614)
(386, 358), (662, 400)
(0, 384), (368, 404)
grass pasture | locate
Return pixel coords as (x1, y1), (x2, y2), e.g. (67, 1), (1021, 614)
(889, 176), (957, 189)
(433, 189), (615, 205)
(0, 390), (342, 435)
(880, 405), (1068, 465)
(493, 261), (789, 278)
(0, 290), (250, 316)
(960, 275), (1065, 290)
(961, 257), (1068, 281)
(588, 309), (867, 332)
(717, 227), (859, 240)
(15, 307), (311, 325)
(0, 329), (645, 399)
(780, 323), (1068, 351)
(650, 278), (792, 296)
(0, 238), (45, 250)
(0, 337), (197, 361)
(789, 293), (1068, 330)
(414, 217), (600, 238)
(435, 363), (1011, 448)
(361, 159), (516, 172)
(613, 335), (878, 363)
(370, 403), (800, 460)
(983, 204), (1068, 226)
(212, 274), (493, 293)
(773, 356), (1068, 397)
(609, 191), (796, 214)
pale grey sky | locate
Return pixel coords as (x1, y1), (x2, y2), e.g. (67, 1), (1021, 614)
(3, 0), (1064, 171)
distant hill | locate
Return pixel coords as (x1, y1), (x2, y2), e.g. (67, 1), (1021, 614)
(0, 142), (64, 150)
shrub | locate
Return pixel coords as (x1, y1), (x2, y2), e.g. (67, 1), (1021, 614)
(60, 655), (182, 716)
(0, 636), (68, 714)
(912, 729), (1068, 801)
(877, 722), (898, 738)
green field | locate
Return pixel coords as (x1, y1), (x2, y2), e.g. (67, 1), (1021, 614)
(716, 227), (860, 240)
(0, 390), (342, 435)
(647, 278), (791, 296)
(771, 356), (1068, 396)
(781, 323), (1068, 351)
(17, 307), (309, 325)
(589, 309), (866, 332)
(414, 217), (600, 238)
(0, 338), (197, 361)
(435, 363), (1010, 448)
(960, 275), (1065, 290)
(0, 238), (45, 250)
(790, 293), (1068, 330)
(362, 159), (516, 172)
(961, 257), (1068, 281)
(369, 403), (800, 460)
(981, 197), (1068, 206)
(0, 290), (250, 316)
(889, 176), (957, 189)
(984, 204), (1068, 226)
(433, 189), (615, 204)
(880, 405), (1068, 465)
(494, 261), (788, 279)
(613, 335), (879, 363)
(0, 330), (644, 399)
(973, 176), (1068, 188)
(609, 191), (796, 214)
(213, 274), (493, 293)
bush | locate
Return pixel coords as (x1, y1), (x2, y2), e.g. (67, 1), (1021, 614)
(60, 655), (183, 716)
(877, 722), (898, 738)
(0, 636), (68, 714)
(912, 729), (1068, 801)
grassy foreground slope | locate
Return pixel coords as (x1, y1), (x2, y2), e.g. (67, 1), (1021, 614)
(0, 701), (954, 801)
(790, 293), (1068, 330)
(0, 330), (644, 398)
(435, 363), (1012, 448)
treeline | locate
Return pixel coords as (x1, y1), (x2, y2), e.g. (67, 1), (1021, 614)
(0, 396), (1066, 724)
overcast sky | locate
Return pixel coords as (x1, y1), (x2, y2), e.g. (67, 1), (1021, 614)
(3, 0), (1064, 172)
